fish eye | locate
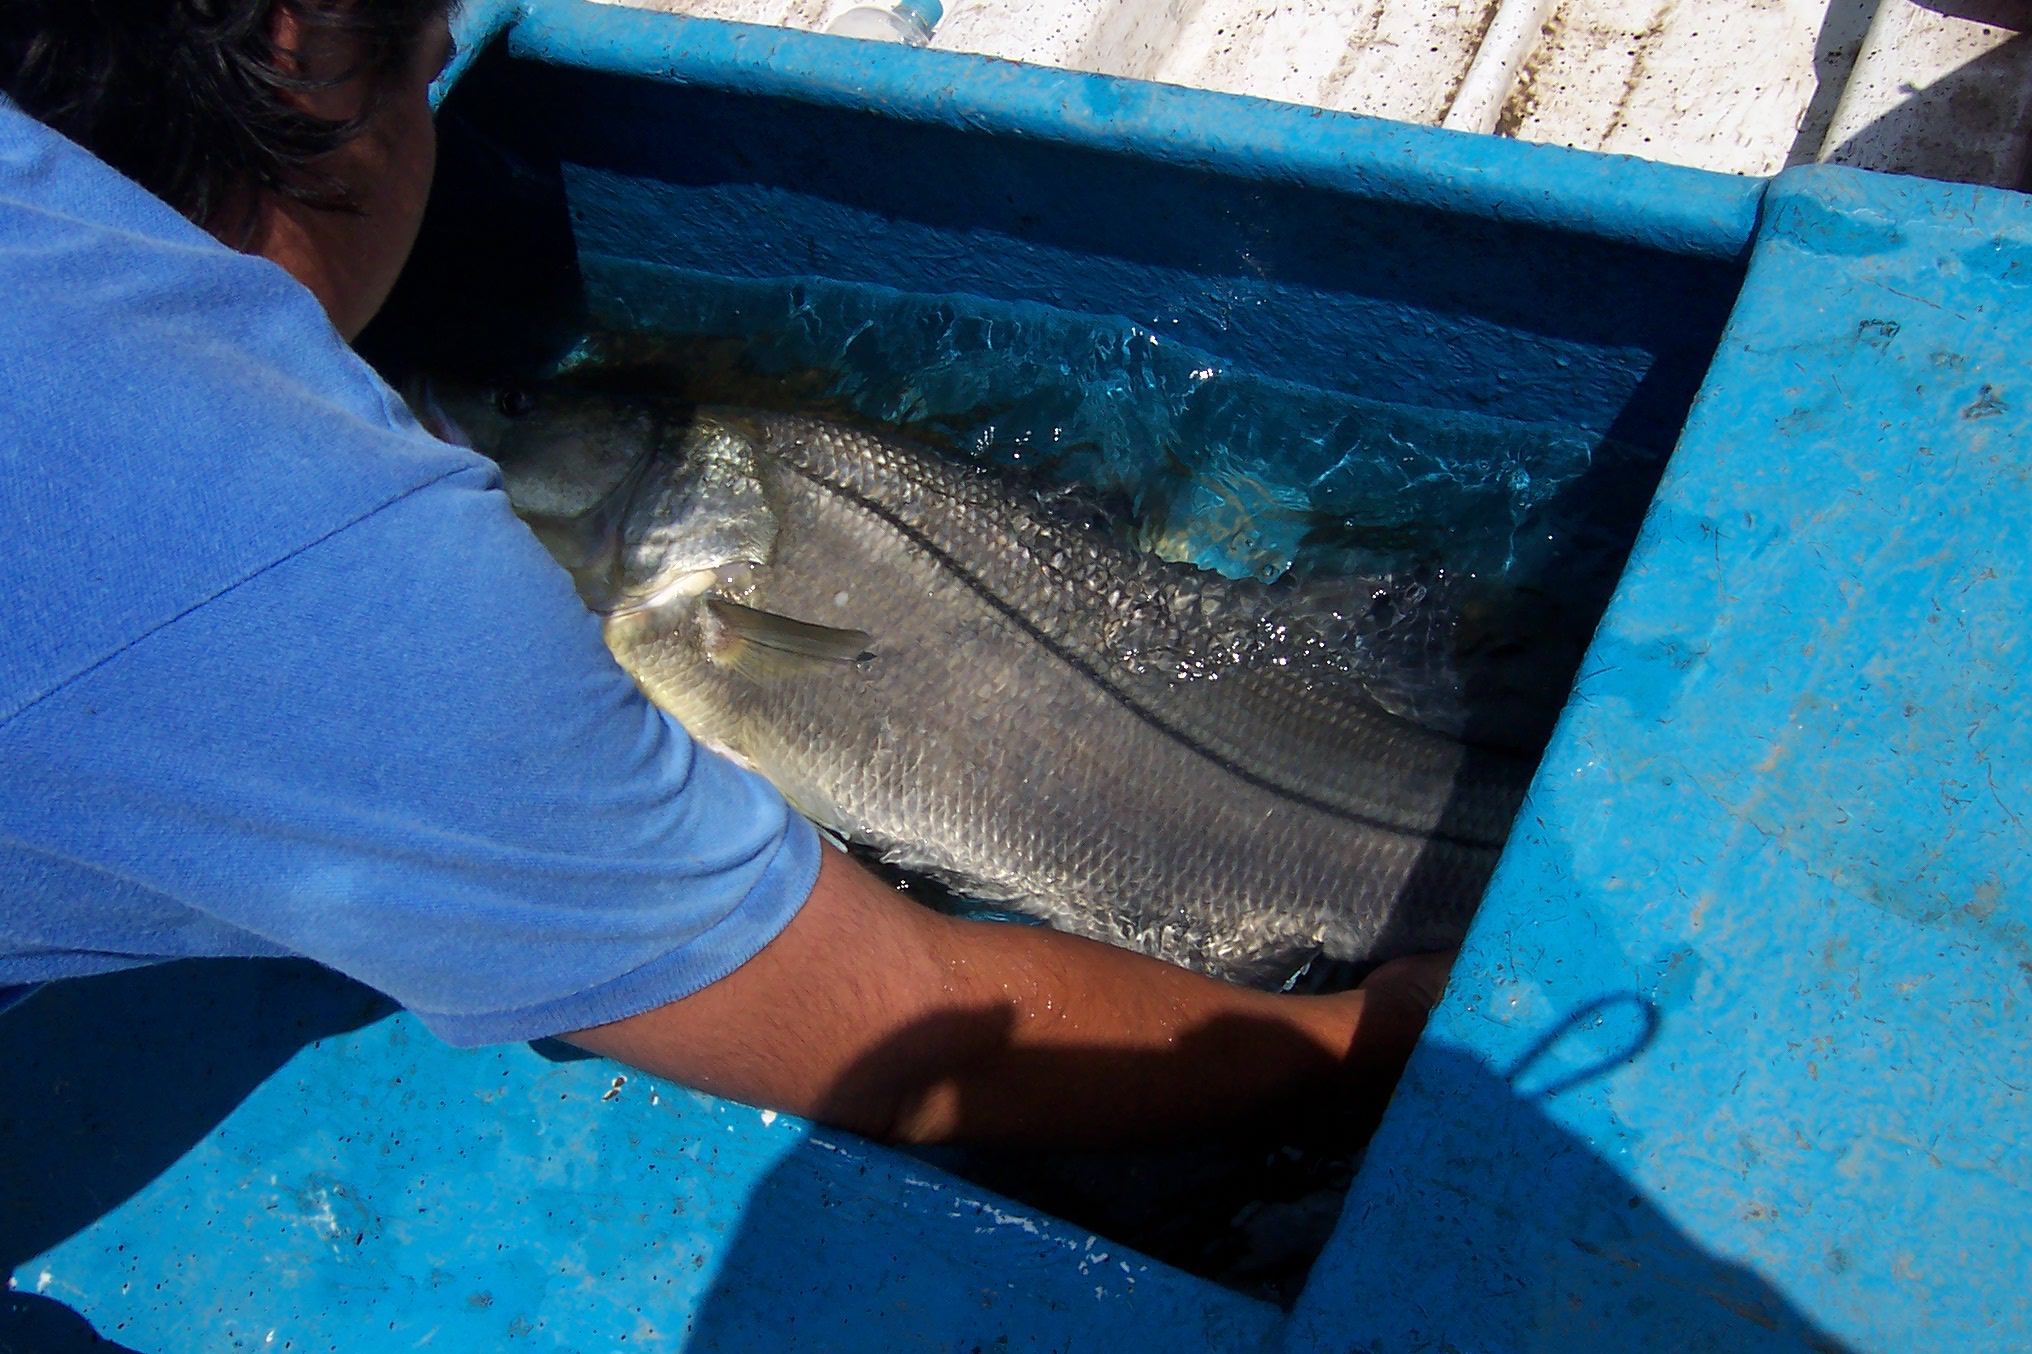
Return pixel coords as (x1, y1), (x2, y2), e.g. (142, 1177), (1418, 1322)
(495, 385), (539, 419)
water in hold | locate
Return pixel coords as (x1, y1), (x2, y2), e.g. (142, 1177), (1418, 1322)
(407, 271), (1659, 1296)
(423, 375), (1570, 988)
(570, 258), (1661, 611)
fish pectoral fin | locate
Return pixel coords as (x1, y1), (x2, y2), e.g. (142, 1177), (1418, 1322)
(705, 596), (873, 680)
(707, 597), (873, 659)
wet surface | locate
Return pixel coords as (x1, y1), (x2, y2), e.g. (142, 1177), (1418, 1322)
(383, 272), (1672, 1298)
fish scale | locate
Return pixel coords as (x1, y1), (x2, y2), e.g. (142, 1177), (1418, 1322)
(591, 409), (1532, 984)
(426, 379), (1532, 984)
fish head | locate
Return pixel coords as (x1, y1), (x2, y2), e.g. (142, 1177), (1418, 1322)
(607, 413), (779, 616)
(413, 377), (777, 615)
(416, 377), (659, 525)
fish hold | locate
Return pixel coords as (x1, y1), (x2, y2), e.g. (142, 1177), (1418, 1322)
(436, 385), (1535, 985)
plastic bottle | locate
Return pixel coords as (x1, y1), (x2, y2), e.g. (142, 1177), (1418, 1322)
(824, 0), (942, 46)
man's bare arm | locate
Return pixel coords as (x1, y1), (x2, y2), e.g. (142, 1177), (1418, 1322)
(566, 845), (1451, 1147)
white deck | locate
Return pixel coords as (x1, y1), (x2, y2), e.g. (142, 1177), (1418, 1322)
(598, 0), (2032, 186)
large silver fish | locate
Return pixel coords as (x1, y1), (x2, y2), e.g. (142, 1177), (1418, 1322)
(427, 383), (1535, 985)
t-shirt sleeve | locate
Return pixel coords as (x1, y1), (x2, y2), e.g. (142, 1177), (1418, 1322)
(0, 462), (820, 1046)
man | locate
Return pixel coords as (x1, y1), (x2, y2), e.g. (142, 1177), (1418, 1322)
(0, 0), (1451, 1147)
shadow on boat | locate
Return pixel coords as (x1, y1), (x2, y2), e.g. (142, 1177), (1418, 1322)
(0, 961), (392, 1354)
(1282, 1034), (1860, 1353)
(680, 997), (1855, 1351)
(0, 960), (1851, 1351)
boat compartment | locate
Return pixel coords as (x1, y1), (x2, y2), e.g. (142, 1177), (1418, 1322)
(24, 2), (2028, 1351)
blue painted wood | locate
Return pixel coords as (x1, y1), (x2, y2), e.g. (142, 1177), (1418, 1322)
(507, 1), (1764, 263)
(42, 5), (2025, 1351)
(3, 963), (1281, 1352)
(436, 0), (523, 105)
(1291, 166), (2032, 1353)
(489, 0), (1751, 453)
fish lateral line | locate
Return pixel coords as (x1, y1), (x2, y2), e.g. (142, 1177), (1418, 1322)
(778, 454), (1508, 853)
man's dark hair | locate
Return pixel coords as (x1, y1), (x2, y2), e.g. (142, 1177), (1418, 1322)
(0, 0), (451, 229)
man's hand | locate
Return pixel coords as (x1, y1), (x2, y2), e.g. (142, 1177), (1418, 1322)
(565, 845), (1455, 1148)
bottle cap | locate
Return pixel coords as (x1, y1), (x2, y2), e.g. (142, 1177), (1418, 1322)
(895, 0), (942, 28)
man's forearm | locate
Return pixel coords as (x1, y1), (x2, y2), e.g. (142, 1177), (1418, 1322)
(861, 896), (1366, 1144)
(567, 844), (1444, 1147)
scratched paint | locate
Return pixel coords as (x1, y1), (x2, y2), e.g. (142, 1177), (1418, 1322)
(40, 3), (1990, 1352)
(4, 966), (1279, 1352)
(1297, 166), (2032, 1354)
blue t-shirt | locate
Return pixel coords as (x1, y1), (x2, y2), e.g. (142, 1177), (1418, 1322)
(0, 101), (819, 1045)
